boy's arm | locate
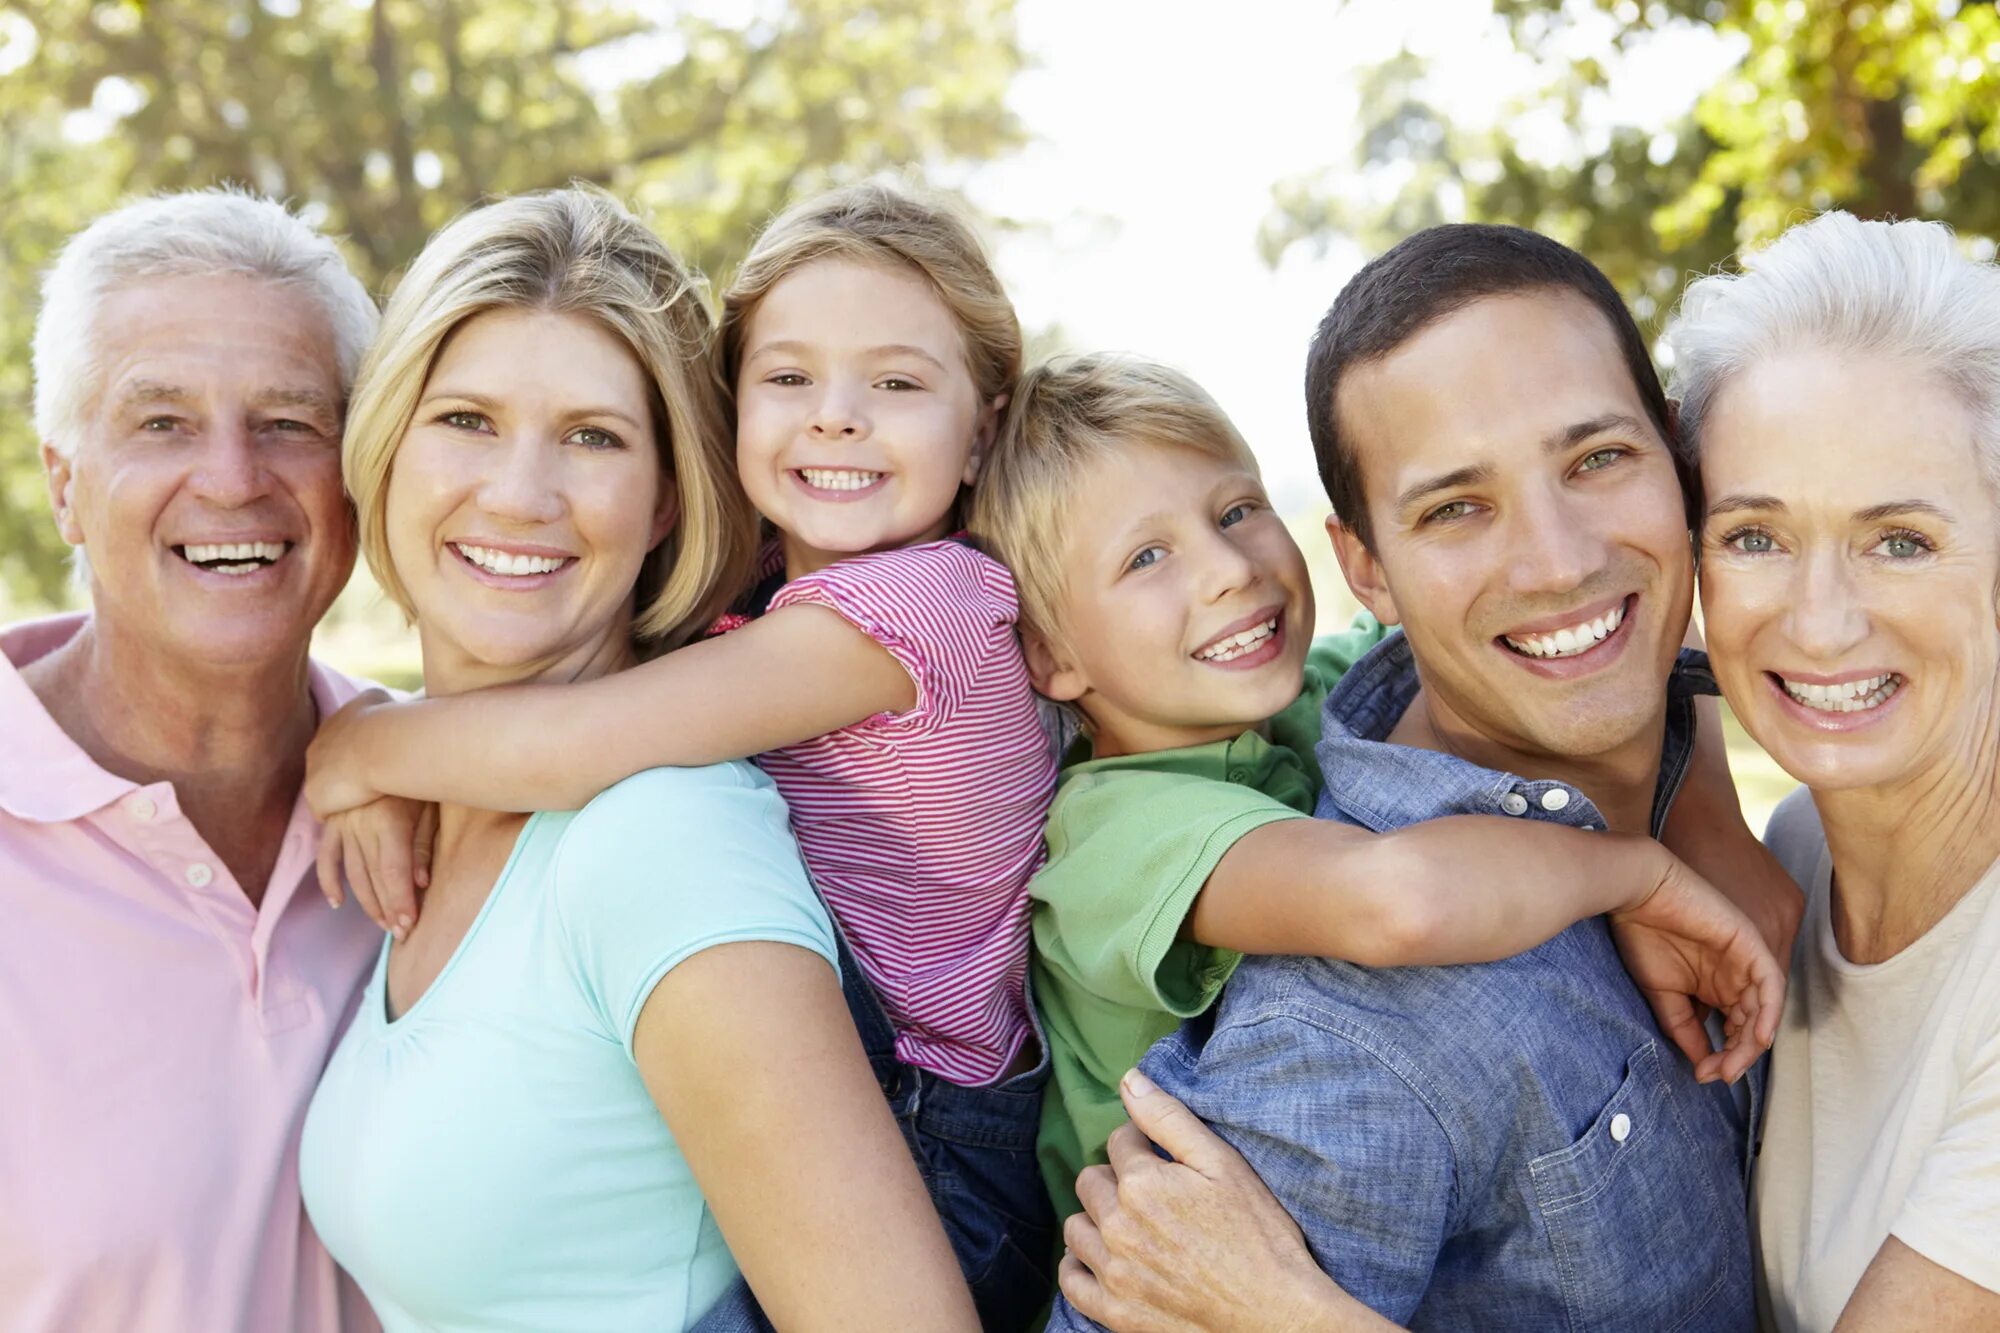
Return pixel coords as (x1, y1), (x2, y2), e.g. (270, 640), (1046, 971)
(305, 603), (914, 816)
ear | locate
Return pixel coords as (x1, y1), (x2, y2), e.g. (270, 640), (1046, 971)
(648, 480), (680, 552)
(41, 441), (85, 547)
(1326, 513), (1399, 626)
(963, 391), (1008, 488)
(1022, 621), (1087, 703)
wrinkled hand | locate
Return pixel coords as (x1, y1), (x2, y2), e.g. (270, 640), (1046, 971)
(1059, 1070), (1387, 1333)
(315, 796), (436, 940)
(1608, 845), (1785, 1084)
(305, 689), (397, 818)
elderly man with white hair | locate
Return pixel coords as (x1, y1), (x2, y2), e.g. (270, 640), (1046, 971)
(0, 190), (385, 1331)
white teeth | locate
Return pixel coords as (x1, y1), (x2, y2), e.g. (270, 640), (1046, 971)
(799, 468), (884, 492)
(181, 541), (287, 572)
(454, 543), (568, 577)
(1779, 673), (1900, 713)
(1196, 618), (1279, 662)
(1504, 601), (1626, 659)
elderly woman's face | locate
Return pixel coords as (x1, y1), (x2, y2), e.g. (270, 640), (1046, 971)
(1697, 347), (2000, 792)
(384, 308), (673, 680)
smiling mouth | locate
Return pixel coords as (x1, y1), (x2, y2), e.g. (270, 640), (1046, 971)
(1772, 671), (1903, 713)
(175, 541), (291, 575)
(1194, 614), (1281, 663)
(795, 468), (885, 492)
(1501, 597), (1630, 660)
(451, 543), (574, 577)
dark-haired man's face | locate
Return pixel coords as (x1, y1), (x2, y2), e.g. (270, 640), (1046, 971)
(1327, 290), (1693, 772)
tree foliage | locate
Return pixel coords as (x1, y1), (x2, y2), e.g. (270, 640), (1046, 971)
(0, 0), (1024, 602)
(1262, 0), (2000, 325)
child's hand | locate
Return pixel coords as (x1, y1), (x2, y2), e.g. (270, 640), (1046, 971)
(306, 691), (396, 818)
(1607, 846), (1787, 1085)
(314, 796), (437, 940)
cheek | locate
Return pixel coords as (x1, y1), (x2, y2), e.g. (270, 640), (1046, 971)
(578, 465), (669, 562)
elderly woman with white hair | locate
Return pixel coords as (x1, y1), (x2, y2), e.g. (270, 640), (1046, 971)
(1668, 212), (2000, 1331)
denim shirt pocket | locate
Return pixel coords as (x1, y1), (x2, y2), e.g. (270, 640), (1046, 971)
(1528, 1040), (1732, 1333)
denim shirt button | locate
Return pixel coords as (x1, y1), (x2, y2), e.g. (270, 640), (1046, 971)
(1540, 787), (1572, 812)
(1610, 1112), (1632, 1144)
(1501, 792), (1530, 816)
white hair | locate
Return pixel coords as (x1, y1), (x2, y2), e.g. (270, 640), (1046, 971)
(1666, 211), (2000, 492)
(31, 187), (380, 457)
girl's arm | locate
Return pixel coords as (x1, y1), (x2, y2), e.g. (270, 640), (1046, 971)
(1187, 816), (1783, 1082)
(306, 604), (913, 817)
(633, 940), (980, 1333)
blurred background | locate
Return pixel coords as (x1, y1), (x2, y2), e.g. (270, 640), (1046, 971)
(7, 0), (2000, 828)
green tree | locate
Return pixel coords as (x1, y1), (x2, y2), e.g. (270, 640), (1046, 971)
(1261, 1), (2000, 325)
(0, 0), (1024, 603)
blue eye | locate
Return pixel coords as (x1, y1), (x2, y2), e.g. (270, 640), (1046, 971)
(1220, 504), (1250, 528)
(1876, 530), (1931, 559)
(1128, 545), (1164, 572)
(1719, 526), (1777, 554)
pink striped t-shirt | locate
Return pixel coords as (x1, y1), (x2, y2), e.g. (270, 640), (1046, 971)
(756, 539), (1056, 1086)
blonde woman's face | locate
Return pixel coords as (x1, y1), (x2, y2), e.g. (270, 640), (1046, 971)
(734, 258), (998, 577)
(385, 308), (674, 688)
(1698, 347), (2000, 794)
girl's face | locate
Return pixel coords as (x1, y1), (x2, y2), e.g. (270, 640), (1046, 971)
(1697, 346), (2000, 796)
(385, 307), (676, 692)
(734, 257), (1000, 577)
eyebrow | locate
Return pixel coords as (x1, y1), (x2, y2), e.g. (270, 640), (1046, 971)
(745, 339), (951, 374)
(1705, 494), (1959, 526)
(112, 380), (196, 410)
(417, 388), (645, 429)
(1392, 414), (1654, 516)
(1395, 463), (1493, 515)
(112, 381), (336, 416)
(255, 387), (338, 416)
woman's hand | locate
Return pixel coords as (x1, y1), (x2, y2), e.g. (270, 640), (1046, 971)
(305, 690), (398, 818)
(1607, 843), (1785, 1084)
(1059, 1070), (1395, 1333)
(313, 796), (436, 939)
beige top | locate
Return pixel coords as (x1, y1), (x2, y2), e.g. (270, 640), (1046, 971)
(1753, 789), (2000, 1332)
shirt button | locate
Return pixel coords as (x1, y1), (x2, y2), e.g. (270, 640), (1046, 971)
(184, 862), (215, 888)
(1610, 1112), (1632, 1144)
(1540, 788), (1572, 812)
(1500, 792), (1530, 816)
(128, 794), (157, 822)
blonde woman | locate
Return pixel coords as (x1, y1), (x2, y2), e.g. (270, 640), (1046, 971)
(296, 189), (977, 1332)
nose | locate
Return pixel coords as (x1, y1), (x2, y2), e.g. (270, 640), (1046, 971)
(1502, 488), (1605, 599)
(1194, 526), (1261, 603)
(187, 421), (270, 507)
(807, 384), (870, 441)
(1782, 546), (1869, 661)
(475, 434), (567, 526)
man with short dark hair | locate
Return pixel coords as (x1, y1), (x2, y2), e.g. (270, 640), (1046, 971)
(1048, 225), (1776, 1331)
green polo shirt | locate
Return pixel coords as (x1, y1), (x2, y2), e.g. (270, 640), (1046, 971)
(1029, 613), (1387, 1219)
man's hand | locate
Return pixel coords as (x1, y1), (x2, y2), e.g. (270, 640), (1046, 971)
(314, 796), (435, 939)
(1608, 846), (1785, 1084)
(1059, 1070), (1393, 1333)
(304, 690), (396, 818)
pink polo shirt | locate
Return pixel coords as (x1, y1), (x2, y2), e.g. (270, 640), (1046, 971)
(0, 614), (384, 1333)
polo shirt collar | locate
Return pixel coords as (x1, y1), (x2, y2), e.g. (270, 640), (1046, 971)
(0, 613), (371, 824)
(1315, 630), (1714, 840)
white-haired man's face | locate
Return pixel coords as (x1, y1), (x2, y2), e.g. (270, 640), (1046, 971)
(41, 272), (357, 672)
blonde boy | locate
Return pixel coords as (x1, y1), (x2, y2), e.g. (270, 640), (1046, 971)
(972, 354), (1780, 1220)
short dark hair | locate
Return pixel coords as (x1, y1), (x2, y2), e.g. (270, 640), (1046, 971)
(1305, 223), (1674, 549)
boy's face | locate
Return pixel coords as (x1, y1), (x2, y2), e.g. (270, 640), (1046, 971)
(1030, 440), (1315, 757)
(1327, 290), (1693, 765)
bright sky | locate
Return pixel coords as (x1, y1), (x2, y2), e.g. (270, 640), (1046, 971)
(967, 0), (1736, 515)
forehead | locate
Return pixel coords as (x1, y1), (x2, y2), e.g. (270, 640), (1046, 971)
(1069, 439), (1259, 539)
(1338, 290), (1655, 506)
(91, 273), (342, 411)
(744, 256), (963, 355)
(1701, 347), (1989, 511)
(429, 306), (651, 404)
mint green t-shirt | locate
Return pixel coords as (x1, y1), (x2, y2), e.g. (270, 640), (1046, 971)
(300, 763), (837, 1333)
(1030, 615), (1387, 1219)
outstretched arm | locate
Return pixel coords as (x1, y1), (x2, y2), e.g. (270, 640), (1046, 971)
(1188, 816), (1782, 1081)
(306, 603), (914, 817)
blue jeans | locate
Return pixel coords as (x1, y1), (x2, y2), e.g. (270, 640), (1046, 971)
(693, 930), (1056, 1332)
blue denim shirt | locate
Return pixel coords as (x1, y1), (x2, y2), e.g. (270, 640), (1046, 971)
(1047, 633), (1752, 1333)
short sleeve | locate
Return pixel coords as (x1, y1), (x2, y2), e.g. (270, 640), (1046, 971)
(1033, 770), (1307, 1017)
(1139, 1005), (1456, 1323)
(766, 541), (1012, 735)
(1891, 1018), (2000, 1293)
(550, 763), (838, 1054)
(1305, 611), (1389, 681)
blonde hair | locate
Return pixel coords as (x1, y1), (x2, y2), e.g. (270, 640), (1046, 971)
(971, 353), (1261, 640)
(719, 180), (1021, 404)
(343, 187), (753, 647)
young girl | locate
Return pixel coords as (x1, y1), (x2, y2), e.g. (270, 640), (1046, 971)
(306, 182), (1059, 1329)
